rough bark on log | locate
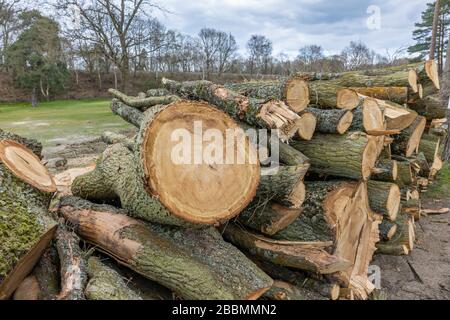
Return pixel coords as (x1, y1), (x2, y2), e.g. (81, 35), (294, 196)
(225, 77), (310, 112)
(306, 107), (353, 134)
(402, 199), (421, 221)
(111, 99), (144, 127)
(0, 140), (57, 300)
(55, 225), (88, 300)
(146, 88), (170, 97)
(419, 134), (442, 178)
(109, 88), (180, 110)
(291, 132), (382, 180)
(345, 87), (408, 105)
(58, 196), (273, 300)
(263, 280), (325, 300)
(101, 131), (135, 151)
(238, 202), (302, 236)
(271, 180), (380, 300)
(222, 224), (351, 274)
(74, 100), (260, 227)
(85, 256), (143, 300)
(162, 78), (303, 141)
(396, 161), (415, 188)
(408, 94), (446, 121)
(367, 181), (401, 221)
(391, 116), (426, 157)
(379, 220), (398, 241)
(371, 159), (398, 182)
(376, 214), (415, 255)
(250, 257), (340, 300)
(0, 129), (43, 158)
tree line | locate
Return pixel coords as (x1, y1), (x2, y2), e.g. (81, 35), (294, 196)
(0, 0), (448, 105)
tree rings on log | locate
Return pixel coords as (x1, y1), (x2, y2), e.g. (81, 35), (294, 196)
(140, 101), (260, 224)
(0, 140), (56, 193)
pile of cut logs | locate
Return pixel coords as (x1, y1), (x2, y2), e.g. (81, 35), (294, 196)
(0, 60), (447, 301)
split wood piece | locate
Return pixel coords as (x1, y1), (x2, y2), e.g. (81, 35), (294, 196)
(374, 99), (418, 131)
(410, 60), (440, 91)
(58, 196), (273, 300)
(222, 224), (351, 274)
(0, 129), (43, 158)
(401, 188), (420, 202)
(402, 199), (422, 221)
(162, 78), (303, 141)
(272, 181), (380, 300)
(296, 111), (317, 140)
(371, 159), (398, 182)
(349, 97), (386, 133)
(391, 116), (426, 157)
(73, 100), (260, 227)
(263, 280), (325, 300)
(13, 247), (60, 300)
(408, 94), (446, 121)
(146, 88), (170, 97)
(367, 181), (401, 221)
(55, 225), (88, 300)
(306, 107), (353, 134)
(415, 152), (431, 178)
(376, 214), (415, 255)
(54, 165), (96, 196)
(0, 141), (57, 300)
(109, 88), (180, 110)
(291, 132), (382, 180)
(101, 131), (135, 151)
(344, 87), (408, 105)
(419, 134), (443, 179)
(421, 208), (450, 215)
(225, 77), (310, 112)
(250, 257), (340, 300)
(85, 256), (143, 300)
(238, 202), (302, 236)
(379, 220), (398, 242)
(396, 161), (415, 188)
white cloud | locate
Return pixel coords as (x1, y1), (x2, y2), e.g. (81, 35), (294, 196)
(153, 0), (429, 58)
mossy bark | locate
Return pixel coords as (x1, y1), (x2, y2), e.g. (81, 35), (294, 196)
(263, 280), (325, 300)
(111, 99), (144, 127)
(85, 256), (143, 300)
(391, 116), (426, 157)
(376, 214), (415, 255)
(290, 132), (377, 180)
(347, 87), (408, 104)
(408, 94), (446, 121)
(109, 88), (180, 110)
(101, 131), (135, 151)
(162, 78), (302, 141)
(58, 196), (273, 300)
(0, 162), (57, 299)
(146, 88), (170, 97)
(367, 181), (400, 220)
(396, 161), (414, 188)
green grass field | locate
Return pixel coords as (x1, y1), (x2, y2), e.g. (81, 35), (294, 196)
(0, 99), (132, 146)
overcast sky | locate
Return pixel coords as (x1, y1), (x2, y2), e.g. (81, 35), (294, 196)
(153, 0), (429, 58)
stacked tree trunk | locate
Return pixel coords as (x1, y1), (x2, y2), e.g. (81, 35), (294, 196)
(2, 59), (447, 302)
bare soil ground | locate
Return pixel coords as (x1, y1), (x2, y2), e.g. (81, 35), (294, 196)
(44, 135), (450, 300)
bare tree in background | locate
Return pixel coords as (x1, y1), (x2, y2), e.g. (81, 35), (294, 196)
(430, 0), (441, 60)
(0, 0), (23, 66)
(341, 41), (375, 70)
(216, 32), (237, 77)
(247, 35), (273, 75)
(56, 0), (164, 91)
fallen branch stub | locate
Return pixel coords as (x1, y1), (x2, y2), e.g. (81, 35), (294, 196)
(109, 88), (180, 110)
(162, 78), (303, 141)
(73, 100), (260, 227)
(58, 196), (273, 300)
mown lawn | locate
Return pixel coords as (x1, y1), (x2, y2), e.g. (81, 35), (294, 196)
(0, 99), (132, 146)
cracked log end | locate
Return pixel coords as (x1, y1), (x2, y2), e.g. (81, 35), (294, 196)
(0, 140), (56, 193)
(140, 100), (260, 224)
(336, 89), (360, 110)
(284, 78), (310, 112)
(337, 111), (354, 134)
(297, 112), (317, 141)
